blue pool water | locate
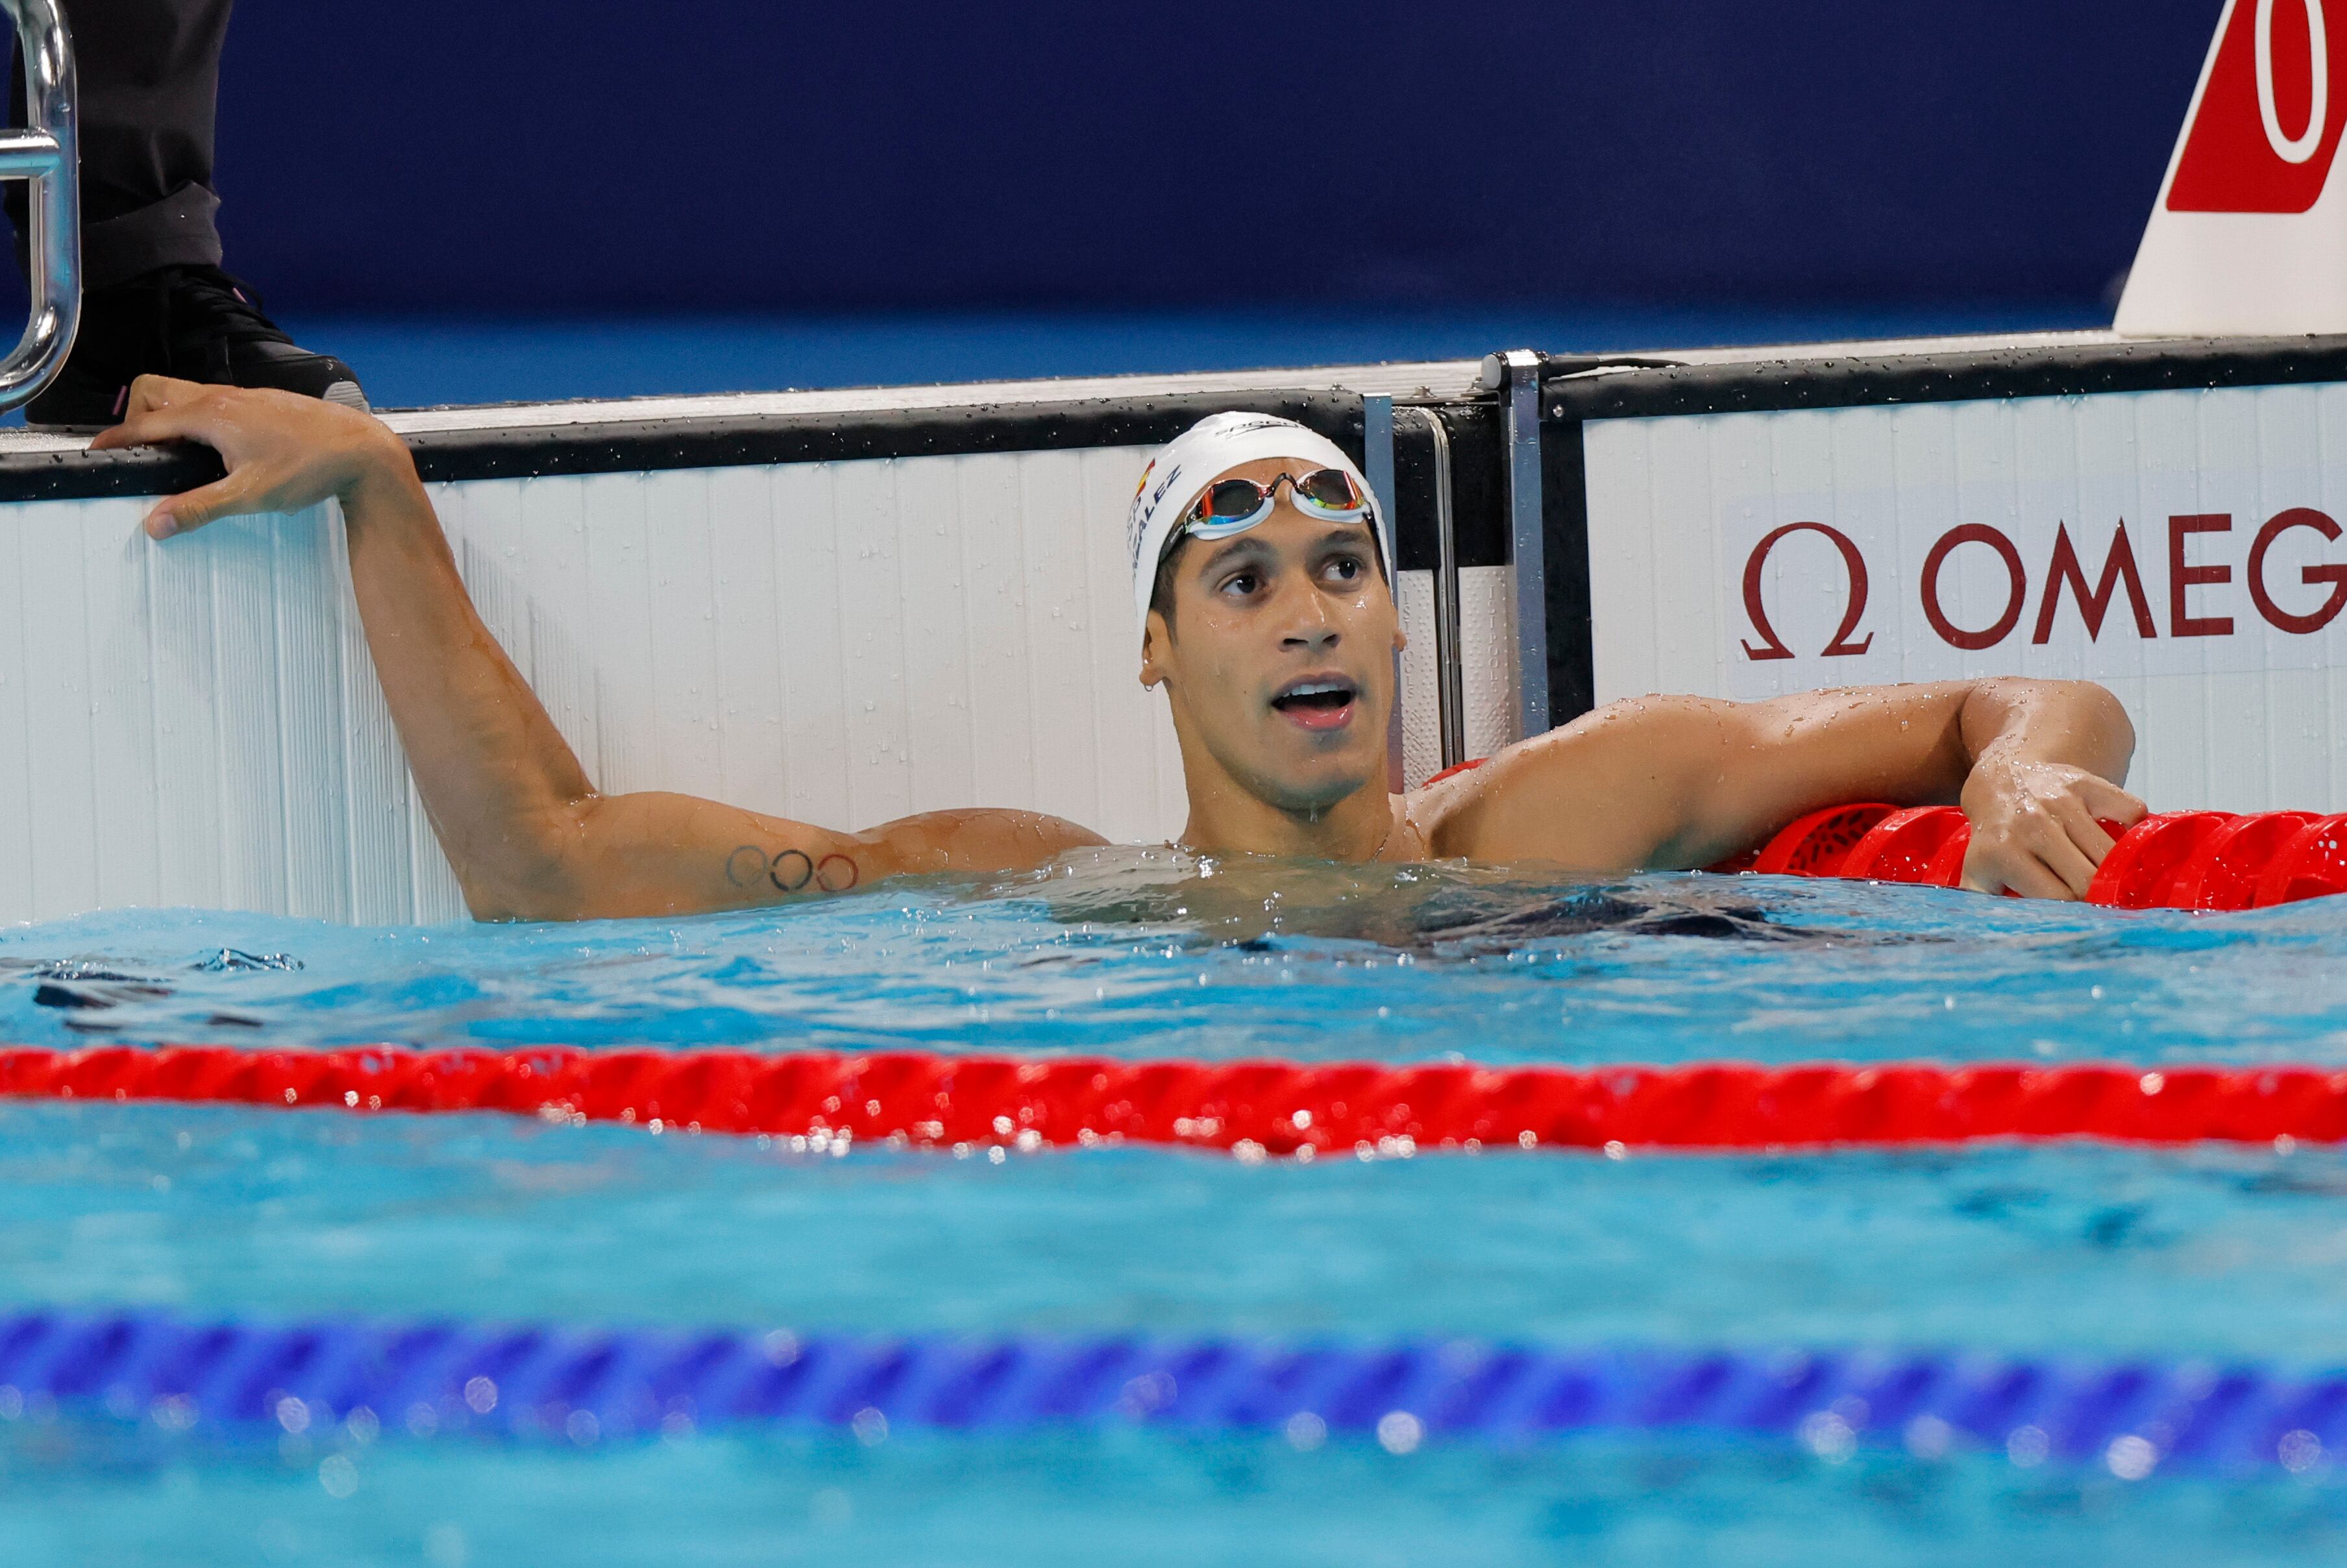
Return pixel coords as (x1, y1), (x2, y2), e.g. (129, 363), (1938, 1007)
(3, 854), (2341, 1066)
(5, 860), (2347, 1563)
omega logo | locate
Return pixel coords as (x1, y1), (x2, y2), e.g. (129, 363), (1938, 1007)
(1738, 522), (1874, 661)
(1737, 510), (2347, 660)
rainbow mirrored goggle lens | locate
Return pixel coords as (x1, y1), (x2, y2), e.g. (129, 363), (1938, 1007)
(1180, 467), (1371, 540)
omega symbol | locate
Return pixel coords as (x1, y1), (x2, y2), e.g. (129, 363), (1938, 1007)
(1739, 522), (1874, 661)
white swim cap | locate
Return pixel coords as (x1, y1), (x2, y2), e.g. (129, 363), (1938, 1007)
(1126, 411), (1390, 643)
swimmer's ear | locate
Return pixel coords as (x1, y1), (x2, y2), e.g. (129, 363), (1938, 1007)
(1139, 610), (1172, 689)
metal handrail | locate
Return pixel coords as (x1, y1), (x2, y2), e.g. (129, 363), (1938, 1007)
(0, 0), (73, 413)
(1402, 406), (1466, 770)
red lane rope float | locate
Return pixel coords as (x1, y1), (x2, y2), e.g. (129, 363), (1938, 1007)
(4, 1044), (2345, 1155)
(1752, 803), (1897, 878)
(2172, 812), (2320, 911)
(2259, 815), (2347, 907)
(2088, 812), (2235, 907)
(1838, 806), (1969, 886)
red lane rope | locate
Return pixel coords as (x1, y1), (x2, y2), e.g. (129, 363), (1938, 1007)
(3, 1044), (2341, 1155)
(1759, 803), (2347, 909)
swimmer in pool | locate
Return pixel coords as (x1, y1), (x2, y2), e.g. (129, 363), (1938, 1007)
(94, 380), (2146, 920)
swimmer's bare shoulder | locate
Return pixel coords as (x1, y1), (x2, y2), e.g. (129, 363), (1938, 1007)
(1408, 695), (1728, 872)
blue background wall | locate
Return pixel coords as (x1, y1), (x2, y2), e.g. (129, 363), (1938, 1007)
(216, 1), (2223, 318)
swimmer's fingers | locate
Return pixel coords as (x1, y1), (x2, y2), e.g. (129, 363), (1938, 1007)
(86, 375), (224, 452)
(91, 379), (396, 539)
(90, 386), (275, 537)
(1959, 761), (2147, 900)
(1960, 783), (2096, 897)
(1961, 817), (2097, 900)
(2018, 792), (2102, 897)
(2029, 776), (2148, 896)
(1960, 844), (2074, 900)
(2069, 775), (2150, 847)
(2042, 790), (2114, 865)
(140, 469), (285, 539)
(2030, 818), (2102, 898)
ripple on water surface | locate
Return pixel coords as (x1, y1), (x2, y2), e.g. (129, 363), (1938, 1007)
(1, 851), (2342, 1066)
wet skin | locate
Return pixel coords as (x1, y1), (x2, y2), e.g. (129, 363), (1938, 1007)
(97, 380), (2144, 919)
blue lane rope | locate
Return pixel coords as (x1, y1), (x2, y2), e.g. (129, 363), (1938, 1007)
(0, 1309), (2340, 1474)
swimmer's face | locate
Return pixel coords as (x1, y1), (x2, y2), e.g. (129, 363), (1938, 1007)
(1140, 458), (1401, 815)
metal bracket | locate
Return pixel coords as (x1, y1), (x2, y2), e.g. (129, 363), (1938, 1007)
(1363, 393), (1402, 790)
(1400, 406), (1466, 770)
(0, 0), (75, 414)
(1496, 348), (1547, 738)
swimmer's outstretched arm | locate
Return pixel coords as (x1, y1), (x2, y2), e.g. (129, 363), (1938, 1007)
(1443, 680), (2143, 900)
(94, 378), (1104, 921)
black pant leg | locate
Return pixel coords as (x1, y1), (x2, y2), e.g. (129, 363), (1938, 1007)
(10, 0), (234, 286)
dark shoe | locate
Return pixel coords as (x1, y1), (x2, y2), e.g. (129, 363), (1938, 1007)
(27, 263), (366, 429)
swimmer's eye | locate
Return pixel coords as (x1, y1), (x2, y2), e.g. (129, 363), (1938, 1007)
(1218, 570), (1260, 599)
(1322, 553), (1368, 583)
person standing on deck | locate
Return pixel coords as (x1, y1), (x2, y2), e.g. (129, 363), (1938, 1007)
(11, 0), (363, 427)
(93, 380), (2145, 919)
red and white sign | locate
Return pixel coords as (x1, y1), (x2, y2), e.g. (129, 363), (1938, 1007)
(2167, 0), (2345, 212)
(2119, 0), (2347, 334)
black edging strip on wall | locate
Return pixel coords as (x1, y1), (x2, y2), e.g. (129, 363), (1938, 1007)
(1536, 334), (2347, 731)
(1540, 418), (1595, 731)
(1540, 333), (2347, 421)
(0, 388), (1369, 504)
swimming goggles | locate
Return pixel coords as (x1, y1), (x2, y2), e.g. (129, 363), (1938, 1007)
(1181, 467), (1372, 539)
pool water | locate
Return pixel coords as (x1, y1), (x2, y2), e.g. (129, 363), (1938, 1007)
(6, 853), (2344, 1067)
(5, 857), (2347, 1564)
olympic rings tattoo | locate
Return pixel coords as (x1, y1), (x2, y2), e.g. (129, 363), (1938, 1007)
(726, 845), (859, 896)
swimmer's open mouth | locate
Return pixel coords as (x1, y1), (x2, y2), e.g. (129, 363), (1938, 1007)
(1272, 677), (1359, 731)
(1272, 679), (1357, 711)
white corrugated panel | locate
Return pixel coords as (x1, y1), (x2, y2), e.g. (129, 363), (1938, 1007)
(0, 448), (1200, 925)
(1584, 384), (2347, 813)
(1395, 567), (1521, 789)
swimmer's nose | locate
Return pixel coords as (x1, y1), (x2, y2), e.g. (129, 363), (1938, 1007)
(1277, 578), (1340, 651)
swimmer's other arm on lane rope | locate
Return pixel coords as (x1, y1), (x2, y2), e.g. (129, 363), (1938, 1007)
(93, 378), (1107, 920)
(1429, 681), (2142, 900)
